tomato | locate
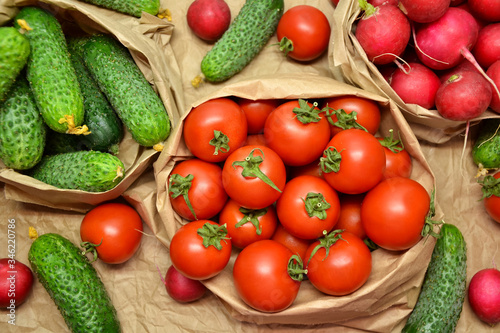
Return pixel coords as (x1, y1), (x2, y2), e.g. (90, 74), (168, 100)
(305, 230), (372, 296)
(276, 5), (331, 61)
(222, 145), (286, 209)
(243, 133), (267, 147)
(237, 98), (280, 134)
(322, 96), (381, 137)
(183, 98), (247, 163)
(481, 172), (500, 224)
(80, 202), (143, 264)
(271, 223), (314, 263)
(276, 175), (341, 240)
(286, 158), (323, 181)
(168, 158), (228, 221)
(219, 199), (278, 249)
(264, 99), (331, 166)
(336, 193), (367, 240)
(169, 220), (232, 280)
(321, 129), (386, 194)
(377, 134), (413, 179)
(361, 177), (430, 251)
(233, 239), (304, 312)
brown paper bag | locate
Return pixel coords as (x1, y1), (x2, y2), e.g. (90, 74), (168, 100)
(153, 73), (440, 328)
(0, 0), (184, 212)
(330, 0), (500, 144)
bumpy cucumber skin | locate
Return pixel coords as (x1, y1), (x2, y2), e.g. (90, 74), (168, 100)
(472, 119), (500, 169)
(67, 37), (123, 153)
(13, 7), (84, 133)
(402, 224), (467, 333)
(80, 34), (170, 147)
(28, 233), (120, 333)
(30, 151), (125, 192)
(78, 0), (159, 17)
(0, 76), (46, 170)
(0, 27), (30, 101)
(201, 0), (284, 83)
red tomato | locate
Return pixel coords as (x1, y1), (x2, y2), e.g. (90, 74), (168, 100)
(237, 98), (280, 134)
(271, 224), (314, 263)
(169, 220), (232, 280)
(222, 145), (286, 209)
(233, 239), (303, 312)
(481, 172), (500, 224)
(361, 177), (430, 251)
(183, 98), (247, 163)
(168, 158), (228, 221)
(305, 231), (372, 296)
(286, 158), (323, 181)
(219, 199), (278, 249)
(80, 202), (143, 264)
(243, 133), (267, 147)
(336, 194), (367, 240)
(321, 129), (386, 194)
(276, 175), (341, 240)
(322, 96), (381, 137)
(377, 134), (413, 179)
(276, 5), (331, 61)
(264, 99), (331, 166)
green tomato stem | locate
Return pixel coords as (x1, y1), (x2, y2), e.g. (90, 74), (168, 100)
(302, 192), (331, 220)
(209, 130), (230, 156)
(320, 147), (343, 173)
(197, 222), (230, 251)
(232, 148), (282, 193)
(168, 173), (197, 220)
(235, 207), (268, 235)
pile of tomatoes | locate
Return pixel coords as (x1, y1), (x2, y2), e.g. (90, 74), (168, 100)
(167, 94), (434, 313)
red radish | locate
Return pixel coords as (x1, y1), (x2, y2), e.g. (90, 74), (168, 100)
(438, 59), (479, 83)
(186, 0), (231, 42)
(0, 258), (34, 308)
(398, 0), (451, 23)
(390, 62), (441, 109)
(456, 3), (488, 31)
(487, 60), (500, 113)
(160, 265), (207, 303)
(450, 0), (467, 5)
(473, 23), (500, 70)
(368, 0), (398, 6)
(468, 267), (500, 325)
(435, 69), (492, 121)
(468, 0), (500, 22)
(355, 2), (411, 65)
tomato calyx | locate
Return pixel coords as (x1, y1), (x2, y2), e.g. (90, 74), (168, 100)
(306, 229), (345, 266)
(232, 148), (282, 193)
(378, 129), (405, 153)
(302, 192), (331, 220)
(80, 239), (104, 263)
(278, 36), (294, 57)
(479, 175), (500, 199)
(169, 173), (198, 220)
(235, 207), (268, 235)
(323, 106), (368, 132)
(197, 222), (231, 250)
(287, 254), (307, 282)
(209, 130), (230, 156)
(421, 189), (444, 239)
(320, 147), (343, 173)
(293, 99), (322, 124)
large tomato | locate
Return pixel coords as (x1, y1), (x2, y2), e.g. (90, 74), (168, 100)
(361, 177), (431, 251)
(219, 199), (278, 249)
(237, 98), (280, 134)
(321, 128), (386, 194)
(377, 132), (413, 179)
(271, 224), (314, 263)
(264, 99), (331, 166)
(233, 239), (304, 312)
(80, 202), (143, 264)
(276, 5), (331, 61)
(276, 175), (340, 240)
(168, 158), (228, 221)
(183, 98), (247, 163)
(169, 220), (232, 280)
(480, 172), (500, 224)
(222, 145), (286, 209)
(305, 230), (372, 296)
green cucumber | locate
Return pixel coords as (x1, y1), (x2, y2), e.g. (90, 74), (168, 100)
(67, 37), (123, 153)
(0, 75), (46, 170)
(402, 223), (467, 333)
(28, 232), (120, 333)
(13, 6), (85, 134)
(76, 0), (159, 17)
(472, 118), (500, 173)
(44, 130), (87, 155)
(0, 27), (30, 101)
(199, 0), (284, 83)
(80, 34), (170, 148)
(29, 150), (125, 192)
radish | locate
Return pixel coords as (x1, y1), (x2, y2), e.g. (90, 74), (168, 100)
(468, 267), (500, 325)
(0, 258), (34, 308)
(368, 0), (398, 6)
(355, 1), (411, 65)
(487, 60), (500, 113)
(398, 0), (451, 23)
(472, 23), (500, 70)
(159, 265), (207, 303)
(450, 0), (467, 5)
(468, 0), (500, 22)
(186, 0), (231, 42)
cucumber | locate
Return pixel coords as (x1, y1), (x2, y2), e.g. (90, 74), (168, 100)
(67, 37), (123, 153)
(0, 75), (46, 170)
(472, 118), (500, 173)
(44, 130), (86, 155)
(79, 34), (170, 148)
(402, 223), (467, 333)
(0, 27), (30, 101)
(29, 150), (125, 192)
(28, 232), (120, 333)
(13, 6), (85, 134)
(76, 0), (160, 17)
(199, 0), (284, 83)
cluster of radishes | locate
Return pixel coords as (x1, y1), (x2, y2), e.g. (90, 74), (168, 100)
(355, 0), (500, 122)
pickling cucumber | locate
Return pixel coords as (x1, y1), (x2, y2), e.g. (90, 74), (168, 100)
(472, 118), (500, 173)
(0, 26), (30, 101)
(76, 0), (160, 17)
(402, 223), (467, 333)
(199, 0), (284, 83)
(28, 231), (120, 333)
